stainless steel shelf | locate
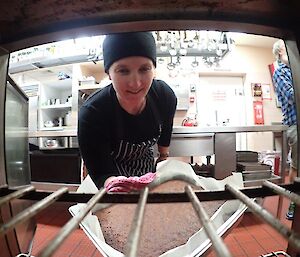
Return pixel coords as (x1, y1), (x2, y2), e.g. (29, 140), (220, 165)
(243, 174), (281, 187)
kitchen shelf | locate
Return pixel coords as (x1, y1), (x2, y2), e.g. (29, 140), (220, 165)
(29, 129), (77, 137)
(78, 84), (101, 95)
(78, 84), (100, 90)
(243, 174), (281, 187)
(39, 127), (65, 131)
(9, 54), (90, 74)
(78, 79), (96, 86)
(40, 103), (72, 109)
(37, 68), (74, 139)
(39, 146), (68, 150)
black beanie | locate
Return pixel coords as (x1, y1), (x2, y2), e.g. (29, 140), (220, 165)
(103, 32), (157, 73)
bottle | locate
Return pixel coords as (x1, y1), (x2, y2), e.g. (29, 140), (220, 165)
(274, 154), (280, 176)
(65, 111), (71, 126)
(206, 155), (214, 177)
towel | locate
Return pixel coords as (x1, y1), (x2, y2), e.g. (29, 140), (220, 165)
(105, 172), (156, 192)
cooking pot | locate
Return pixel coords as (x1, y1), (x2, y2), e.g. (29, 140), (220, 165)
(44, 139), (58, 148)
(44, 120), (54, 127)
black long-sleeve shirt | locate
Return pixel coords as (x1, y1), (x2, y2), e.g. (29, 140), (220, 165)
(78, 79), (177, 186)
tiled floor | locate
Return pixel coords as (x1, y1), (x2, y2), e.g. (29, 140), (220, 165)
(205, 194), (292, 257)
(30, 191), (293, 257)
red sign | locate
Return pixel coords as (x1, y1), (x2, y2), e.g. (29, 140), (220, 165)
(189, 96), (195, 103)
(253, 101), (264, 124)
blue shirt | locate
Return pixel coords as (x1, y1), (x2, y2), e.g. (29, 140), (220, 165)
(273, 62), (297, 126)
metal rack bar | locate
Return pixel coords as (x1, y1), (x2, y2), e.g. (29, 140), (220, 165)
(0, 185), (35, 207)
(225, 184), (300, 251)
(125, 187), (149, 257)
(0, 180), (299, 257)
(263, 181), (300, 205)
(0, 187), (68, 235)
(1, 182), (298, 204)
(37, 187), (106, 257)
(185, 185), (232, 257)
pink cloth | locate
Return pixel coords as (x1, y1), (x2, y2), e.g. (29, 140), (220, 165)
(105, 172), (156, 193)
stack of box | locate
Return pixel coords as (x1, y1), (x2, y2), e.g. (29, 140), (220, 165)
(236, 151), (272, 181)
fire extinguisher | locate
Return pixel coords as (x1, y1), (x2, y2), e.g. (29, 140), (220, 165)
(253, 101), (264, 125)
(182, 116), (198, 126)
(182, 118), (193, 126)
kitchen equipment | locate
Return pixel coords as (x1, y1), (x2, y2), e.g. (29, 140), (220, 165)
(236, 151), (259, 162)
(44, 139), (59, 148)
(66, 95), (72, 103)
(44, 120), (54, 128)
(237, 161), (273, 181)
(0, 76), (35, 257)
(50, 98), (56, 105)
(64, 111), (72, 126)
(58, 117), (63, 127)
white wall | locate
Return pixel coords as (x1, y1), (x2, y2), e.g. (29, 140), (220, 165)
(156, 44), (283, 152)
(228, 45), (283, 151)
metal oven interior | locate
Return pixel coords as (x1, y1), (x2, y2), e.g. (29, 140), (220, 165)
(0, 1), (300, 257)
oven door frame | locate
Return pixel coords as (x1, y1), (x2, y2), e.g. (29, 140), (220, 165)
(0, 4), (300, 257)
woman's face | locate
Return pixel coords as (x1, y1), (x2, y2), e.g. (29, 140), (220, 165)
(108, 56), (155, 104)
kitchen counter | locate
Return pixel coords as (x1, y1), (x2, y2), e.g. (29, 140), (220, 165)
(29, 125), (288, 182)
(28, 125), (288, 138)
(29, 129), (77, 138)
(172, 125), (288, 134)
(170, 125), (288, 186)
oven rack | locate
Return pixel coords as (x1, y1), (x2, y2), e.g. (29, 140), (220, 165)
(0, 178), (299, 257)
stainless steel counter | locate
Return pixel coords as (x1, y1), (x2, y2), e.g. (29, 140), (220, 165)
(173, 125), (288, 182)
(29, 129), (77, 138)
(28, 125), (288, 137)
(29, 125), (288, 182)
(172, 125), (288, 134)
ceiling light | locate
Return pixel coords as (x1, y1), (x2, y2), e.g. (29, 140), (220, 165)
(179, 48), (187, 56)
(169, 48), (177, 56)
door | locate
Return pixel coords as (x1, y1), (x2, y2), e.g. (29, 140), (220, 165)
(196, 76), (246, 150)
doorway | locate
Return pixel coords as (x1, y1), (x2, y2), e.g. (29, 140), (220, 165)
(196, 76), (247, 150)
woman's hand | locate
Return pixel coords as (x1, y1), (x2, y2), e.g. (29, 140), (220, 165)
(156, 145), (169, 166)
(155, 152), (169, 168)
(104, 176), (116, 188)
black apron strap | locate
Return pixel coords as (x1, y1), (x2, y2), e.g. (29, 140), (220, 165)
(147, 92), (162, 135)
(114, 88), (162, 139)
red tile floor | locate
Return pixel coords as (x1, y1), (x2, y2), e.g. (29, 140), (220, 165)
(30, 189), (294, 257)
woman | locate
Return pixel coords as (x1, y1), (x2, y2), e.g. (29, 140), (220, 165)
(78, 32), (177, 188)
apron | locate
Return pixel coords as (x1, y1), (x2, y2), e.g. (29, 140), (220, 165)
(110, 94), (162, 177)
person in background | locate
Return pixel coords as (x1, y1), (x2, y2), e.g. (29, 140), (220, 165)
(272, 39), (298, 220)
(78, 32), (177, 188)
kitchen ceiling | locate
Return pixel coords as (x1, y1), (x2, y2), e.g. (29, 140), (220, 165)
(10, 64), (73, 89)
(229, 32), (279, 48)
(9, 31), (279, 87)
